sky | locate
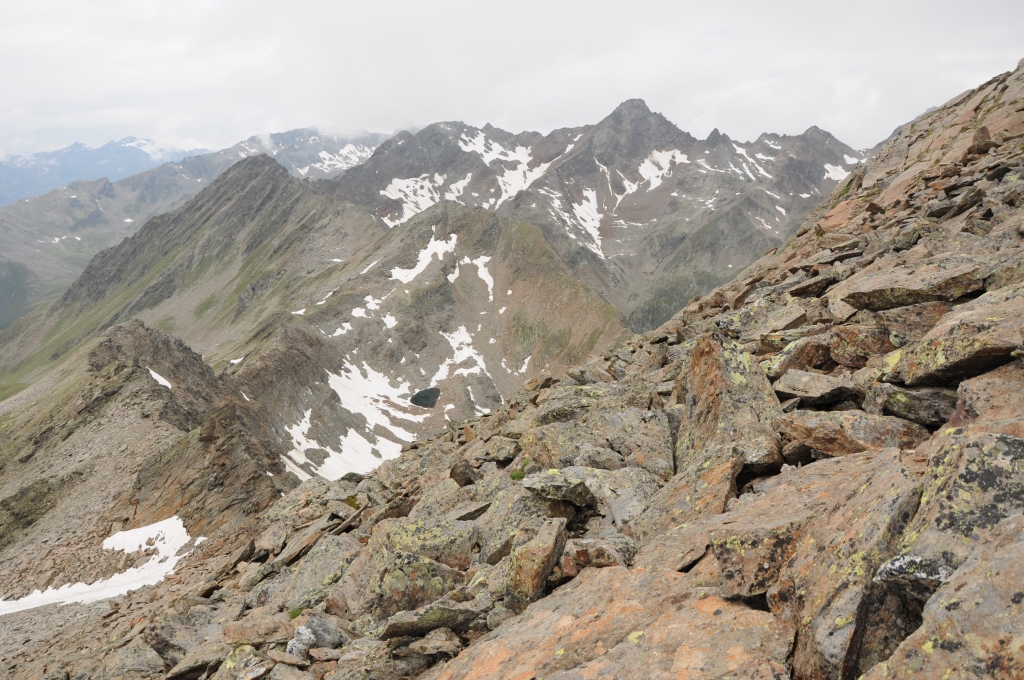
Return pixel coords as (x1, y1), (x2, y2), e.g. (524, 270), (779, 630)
(2, 0), (1023, 159)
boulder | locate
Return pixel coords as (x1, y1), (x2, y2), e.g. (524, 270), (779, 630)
(877, 301), (954, 347)
(862, 513), (1024, 679)
(950, 361), (1024, 437)
(223, 608), (293, 645)
(778, 410), (930, 457)
(825, 323), (897, 368)
(880, 430), (1024, 597)
(896, 282), (1024, 386)
(761, 336), (833, 380)
(406, 627), (463, 656)
(561, 466), (662, 530)
(474, 486), (573, 565)
(276, 534), (361, 612)
(522, 470), (597, 508)
(838, 255), (985, 311)
(373, 589), (492, 639)
(503, 517), (567, 612)
(774, 369), (853, 405)
(864, 382), (957, 427)
(677, 332), (782, 473)
(100, 639), (166, 680)
(418, 569), (794, 680)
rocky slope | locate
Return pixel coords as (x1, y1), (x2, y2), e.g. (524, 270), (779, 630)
(1, 60), (1022, 680)
(0, 130), (386, 329)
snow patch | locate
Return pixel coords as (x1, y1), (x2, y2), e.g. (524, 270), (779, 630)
(0, 517), (196, 616)
(638, 149), (688, 190)
(148, 369), (171, 389)
(823, 164), (849, 181)
(379, 174), (446, 226)
(391, 232), (457, 284)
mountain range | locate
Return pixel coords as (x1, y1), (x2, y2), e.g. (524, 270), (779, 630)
(6, 57), (1020, 680)
(0, 129), (388, 329)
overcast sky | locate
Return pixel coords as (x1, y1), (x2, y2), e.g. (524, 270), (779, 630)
(2, 0), (1022, 158)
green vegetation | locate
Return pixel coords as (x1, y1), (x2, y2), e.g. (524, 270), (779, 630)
(194, 294), (218, 318)
(509, 470), (526, 481)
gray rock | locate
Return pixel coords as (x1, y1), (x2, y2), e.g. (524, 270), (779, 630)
(864, 382), (958, 426)
(773, 369), (853, 406)
(522, 469), (597, 508)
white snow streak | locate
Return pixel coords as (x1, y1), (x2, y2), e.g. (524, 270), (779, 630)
(823, 164), (850, 181)
(638, 149), (689, 190)
(147, 369), (171, 389)
(0, 517), (196, 616)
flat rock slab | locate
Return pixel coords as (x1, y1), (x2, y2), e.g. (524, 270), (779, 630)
(778, 410), (930, 457)
(774, 369), (853, 405)
(420, 568), (794, 680)
(839, 255), (985, 311)
(896, 282), (1024, 386)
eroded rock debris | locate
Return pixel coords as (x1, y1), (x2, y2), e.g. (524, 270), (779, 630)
(3, 60), (1024, 680)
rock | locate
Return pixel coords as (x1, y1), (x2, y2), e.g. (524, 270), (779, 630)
(405, 627), (463, 656)
(327, 638), (431, 679)
(838, 255), (985, 311)
(985, 246), (1024, 291)
(896, 282), (1024, 386)
(765, 450), (923, 678)
(374, 516), (479, 571)
(408, 478), (464, 520)
(486, 604), (514, 630)
(418, 569), (794, 680)
(773, 369), (853, 405)
(778, 410), (930, 457)
(560, 465), (661, 530)
(255, 522), (289, 558)
(588, 408), (675, 481)
(521, 469), (597, 508)
(677, 332), (782, 474)
(864, 382), (957, 426)
(289, 612), (350, 650)
(266, 664), (308, 680)
(448, 460), (479, 487)
(374, 590), (491, 639)
(285, 627), (316, 659)
(882, 430), (1024, 596)
(474, 486), (573, 564)
(564, 534), (637, 568)
(862, 513), (1024, 679)
(761, 336), (833, 380)
(825, 323), (897, 368)
(223, 608), (294, 645)
(877, 301), (954, 347)
(951, 361), (1024, 437)
(267, 650), (310, 668)
(100, 639), (166, 679)
(165, 640), (233, 680)
(504, 517), (568, 612)
(277, 534), (361, 612)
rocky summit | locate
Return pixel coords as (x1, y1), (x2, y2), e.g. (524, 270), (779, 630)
(0, 59), (1023, 680)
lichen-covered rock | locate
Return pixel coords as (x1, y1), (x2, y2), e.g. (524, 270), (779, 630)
(503, 517), (567, 612)
(352, 551), (465, 630)
(877, 301), (954, 348)
(406, 627), (463, 657)
(896, 282), (1024, 386)
(862, 513), (1024, 679)
(420, 569), (794, 680)
(864, 382), (957, 427)
(100, 639), (167, 680)
(521, 469), (597, 508)
(778, 409), (930, 457)
(373, 589), (492, 639)
(223, 608), (294, 645)
(474, 485), (573, 565)
(766, 450), (922, 679)
(883, 430), (1024, 594)
(824, 323), (897, 368)
(762, 335), (833, 380)
(838, 254), (986, 311)
(276, 534), (361, 611)
(677, 332), (782, 473)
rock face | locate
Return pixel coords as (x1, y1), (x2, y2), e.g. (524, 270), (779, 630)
(2, 60), (1024, 680)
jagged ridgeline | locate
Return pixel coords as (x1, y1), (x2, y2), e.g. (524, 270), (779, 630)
(3, 60), (1023, 679)
(0, 129), (388, 331)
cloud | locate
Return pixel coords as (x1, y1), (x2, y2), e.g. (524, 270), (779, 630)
(1, 0), (1022, 157)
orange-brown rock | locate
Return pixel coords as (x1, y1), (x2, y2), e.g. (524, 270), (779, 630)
(778, 409), (930, 457)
